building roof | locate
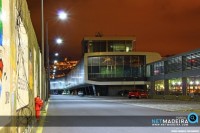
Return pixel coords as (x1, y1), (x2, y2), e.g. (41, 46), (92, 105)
(82, 36), (136, 41)
(147, 48), (200, 65)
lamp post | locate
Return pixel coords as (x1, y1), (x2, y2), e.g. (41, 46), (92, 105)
(41, 0), (45, 100)
(45, 10), (67, 99)
(46, 21), (49, 100)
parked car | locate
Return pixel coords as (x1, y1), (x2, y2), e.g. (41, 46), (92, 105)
(62, 91), (67, 95)
(62, 90), (70, 95)
(78, 91), (84, 96)
(128, 89), (148, 99)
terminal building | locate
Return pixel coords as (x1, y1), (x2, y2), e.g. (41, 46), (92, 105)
(147, 48), (200, 97)
(50, 36), (162, 95)
(50, 37), (200, 97)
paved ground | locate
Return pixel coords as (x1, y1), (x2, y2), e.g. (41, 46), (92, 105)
(38, 95), (200, 133)
(88, 96), (200, 112)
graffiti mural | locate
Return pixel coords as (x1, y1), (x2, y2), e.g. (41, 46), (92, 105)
(0, 59), (3, 98)
(15, 13), (29, 110)
(0, 0), (11, 120)
(0, 0), (2, 98)
(0, 0), (2, 47)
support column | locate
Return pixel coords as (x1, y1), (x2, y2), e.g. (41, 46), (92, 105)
(150, 81), (155, 95)
(84, 87), (87, 95)
(164, 79), (169, 95)
(92, 85), (96, 96)
(182, 77), (187, 96)
(88, 86), (91, 95)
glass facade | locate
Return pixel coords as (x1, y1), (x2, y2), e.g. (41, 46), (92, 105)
(88, 41), (107, 52)
(183, 52), (200, 70)
(153, 61), (164, 75)
(146, 65), (151, 77)
(147, 49), (200, 96)
(88, 55), (146, 81)
(148, 52), (200, 76)
(166, 56), (182, 73)
(108, 40), (132, 52)
(86, 40), (133, 53)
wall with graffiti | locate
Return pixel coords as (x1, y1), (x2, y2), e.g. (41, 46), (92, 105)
(0, 0), (43, 131)
(0, 0), (11, 121)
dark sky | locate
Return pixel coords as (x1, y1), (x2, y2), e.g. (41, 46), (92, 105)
(26, 0), (200, 60)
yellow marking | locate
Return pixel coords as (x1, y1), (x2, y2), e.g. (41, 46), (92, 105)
(36, 101), (49, 133)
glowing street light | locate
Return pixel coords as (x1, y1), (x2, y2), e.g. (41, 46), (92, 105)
(54, 60), (58, 64)
(55, 37), (63, 44)
(46, 10), (68, 95)
(57, 10), (68, 20)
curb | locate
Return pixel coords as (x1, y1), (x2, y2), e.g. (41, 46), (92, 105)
(35, 101), (49, 133)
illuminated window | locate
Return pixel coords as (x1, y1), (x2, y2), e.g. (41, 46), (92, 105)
(155, 80), (164, 95)
(169, 78), (182, 95)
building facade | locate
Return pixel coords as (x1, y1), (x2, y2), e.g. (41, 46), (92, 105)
(50, 37), (162, 96)
(147, 48), (200, 97)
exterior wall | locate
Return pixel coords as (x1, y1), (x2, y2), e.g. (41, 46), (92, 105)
(145, 53), (162, 64)
(147, 48), (200, 97)
(84, 52), (161, 85)
(0, 0), (42, 132)
(50, 51), (161, 97)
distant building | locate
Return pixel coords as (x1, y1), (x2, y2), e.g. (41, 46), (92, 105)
(50, 36), (162, 96)
(147, 48), (200, 96)
(50, 59), (78, 79)
(51, 37), (200, 98)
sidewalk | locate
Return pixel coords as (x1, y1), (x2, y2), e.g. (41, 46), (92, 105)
(33, 102), (49, 133)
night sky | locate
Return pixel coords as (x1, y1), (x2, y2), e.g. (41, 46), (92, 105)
(26, 0), (200, 60)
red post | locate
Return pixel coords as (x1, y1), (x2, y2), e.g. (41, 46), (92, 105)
(35, 96), (43, 120)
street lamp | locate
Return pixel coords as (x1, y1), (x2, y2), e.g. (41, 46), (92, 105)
(54, 60), (58, 64)
(46, 10), (68, 100)
(54, 53), (59, 56)
(55, 37), (63, 45)
(41, 0), (45, 100)
(57, 10), (68, 20)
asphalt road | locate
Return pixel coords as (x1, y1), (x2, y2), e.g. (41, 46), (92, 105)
(42, 95), (200, 133)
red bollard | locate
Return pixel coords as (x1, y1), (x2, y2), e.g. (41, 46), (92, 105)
(35, 96), (43, 120)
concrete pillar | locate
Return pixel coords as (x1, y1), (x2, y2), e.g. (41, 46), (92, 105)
(92, 85), (96, 96)
(84, 87), (87, 95)
(182, 77), (187, 96)
(150, 81), (155, 95)
(88, 86), (91, 95)
(164, 79), (169, 95)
